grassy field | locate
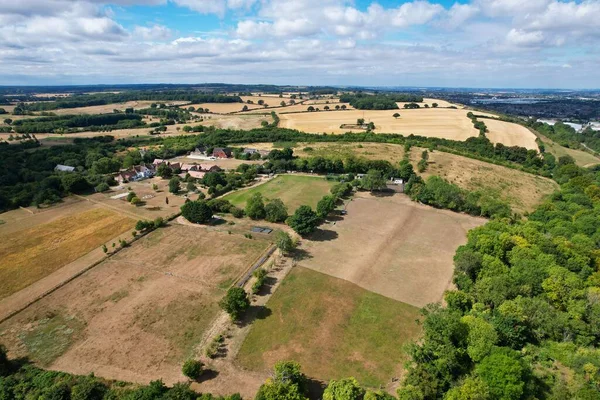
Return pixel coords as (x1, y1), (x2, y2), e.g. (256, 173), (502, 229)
(222, 175), (335, 212)
(237, 267), (422, 388)
(0, 224), (271, 383)
(534, 132), (600, 167)
(0, 208), (134, 299)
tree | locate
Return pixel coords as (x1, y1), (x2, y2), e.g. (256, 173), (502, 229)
(246, 193), (266, 220)
(341, 104), (347, 110)
(186, 181), (196, 193)
(273, 361), (307, 390)
(255, 380), (308, 400)
(324, 106), (330, 111)
(265, 199), (288, 223)
(461, 315), (498, 362)
(71, 378), (107, 400)
(130, 196), (142, 206)
(276, 231), (295, 254)
(3, 118), (12, 125)
(432, 103), (438, 108)
(242, 105), (249, 111)
(475, 348), (527, 400)
(357, 118), (365, 125)
(220, 287), (250, 320)
(360, 169), (386, 191)
(393, 113), (400, 119)
(316, 195), (337, 218)
(287, 205), (319, 236)
(182, 359), (204, 380)
(323, 378), (365, 400)
(281, 101), (286, 107)
(181, 200), (213, 224)
(157, 164), (173, 179)
(398, 159), (414, 181)
(444, 376), (489, 400)
(0, 344), (10, 377)
(307, 106), (315, 112)
(169, 177), (181, 194)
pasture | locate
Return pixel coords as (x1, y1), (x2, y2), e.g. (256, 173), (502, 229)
(300, 193), (486, 307)
(0, 224), (272, 383)
(0, 206), (134, 299)
(222, 175), (334, 212)
(237, 267), (422, 388)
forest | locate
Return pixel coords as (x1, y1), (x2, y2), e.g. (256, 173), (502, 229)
(12, 114), (144, 134)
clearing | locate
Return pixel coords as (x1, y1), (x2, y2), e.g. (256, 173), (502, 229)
(0, 224), (272, 383)
(299, 192), (486, 307)
(222, 175), (334, 212)
(0, 206), (134, 299)
(237, 267), (422, 388)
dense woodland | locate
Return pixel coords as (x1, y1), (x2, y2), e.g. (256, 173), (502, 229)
(12, 114), (144, 134)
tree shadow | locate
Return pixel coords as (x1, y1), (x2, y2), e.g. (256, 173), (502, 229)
(210, 218), (228, 226)
(371, 189), (395, 197)
(306, 378), (327, 400)
(291, 248), (312, 261)
(236, 305), (273, 327)
(256, 276), (278, 296)
(308, 228), (338, 242)
(197, 368), (219, 383)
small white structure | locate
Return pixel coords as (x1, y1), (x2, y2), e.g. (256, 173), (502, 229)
(55, 164), (75, 172)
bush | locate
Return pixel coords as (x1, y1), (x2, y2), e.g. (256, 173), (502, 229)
(265, 199), (288, 223)
(231, 207), (245, 218)
(95, 182), (110, 192)
(181, 200), (213, 224)
(182, 359), (204, 380)
(219, 287), (250, 320)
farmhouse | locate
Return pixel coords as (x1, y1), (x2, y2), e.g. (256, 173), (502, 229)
(54, 164), (75, 172)
(199, 164), (222, 173)
(187, 171), (206, 179)
(115, 164), (155, 183)
(213, 148), (232, 158)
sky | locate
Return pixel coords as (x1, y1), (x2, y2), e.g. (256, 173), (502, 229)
(0, 0), (599, 89)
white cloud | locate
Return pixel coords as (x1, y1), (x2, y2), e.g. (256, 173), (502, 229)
(134, 24), (172, 40)
(389, 1), (444, 27)
(506, 28), (545, 47)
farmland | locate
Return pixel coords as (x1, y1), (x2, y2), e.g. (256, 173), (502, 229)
(0, 206), (134, 299)
(484, 118), (538, 150)
(0, 224), (272, 383)
(237, 267), (422, 388)
(222, 175), (335, 212)
(300, 193), (486, 306)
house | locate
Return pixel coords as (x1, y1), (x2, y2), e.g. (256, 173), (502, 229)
(114, 164), (155, 183)
(153, 159), (168, 166)
(212, 148), (232, 159)
(181, 163), (200, 172)
(168, 162), (182, 171)
(191, 147), (207, 156)
(55, 164), (75, 172)
(115, 170), (137, 184)
(187, 171), (206, 179)
(199, 164), (222, 173)
(242, 148), (270, 158)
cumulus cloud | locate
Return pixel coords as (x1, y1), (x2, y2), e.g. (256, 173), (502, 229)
(134, 24), (172, 40)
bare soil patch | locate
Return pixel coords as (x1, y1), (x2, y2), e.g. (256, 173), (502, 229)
(0, 224), (271, 384)
(299, 193), (486, 307)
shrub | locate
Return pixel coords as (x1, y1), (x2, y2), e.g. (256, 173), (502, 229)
(182, 359), (204, 380)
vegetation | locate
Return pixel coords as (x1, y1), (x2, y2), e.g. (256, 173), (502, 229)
(264, 199), (288, 223)
(12, 113), (144, 134)
(275, 231), (296, 254)
(286, 205), (319, 236)
(245, 192), (266, 220)
(219, 287), (250, 320)
(181, 359), (204, 380)
(399, 171), (600, 399)
(339, 93), (423, 110)
(181, 200), (213, 224)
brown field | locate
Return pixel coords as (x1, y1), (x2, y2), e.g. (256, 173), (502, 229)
(279, 108), (479, 138)
(0, 207), (134, 299)
(187, 103), (263, 114)
(484, 118), (538, 150)
(169, 156), (263, 170)
(411, 148), (559, 214)
(52, 101), (181, 115)
(299, 192), (486, 307)
(0, 224), (271, 383)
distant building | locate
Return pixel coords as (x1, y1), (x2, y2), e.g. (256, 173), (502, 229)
(213, 148), (232, 159)
(54, 164), (75, 172)
(115, 164), (155, 183)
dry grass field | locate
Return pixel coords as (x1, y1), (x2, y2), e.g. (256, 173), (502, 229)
(411, 148), (559, 214)
(300, 192), (486, 307)
(533, 132), (600, 167)
(51, 101), (161, 115)
(0, 224), (271, 383)
(0, 207), (134, 299)
(484, 118), (538, 150)
(279, 108), (480, 139)
(187, 103), (263, 114)
(237, 267), (422, 388)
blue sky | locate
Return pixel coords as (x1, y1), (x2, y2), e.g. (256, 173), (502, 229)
(0, 0), (599, 88)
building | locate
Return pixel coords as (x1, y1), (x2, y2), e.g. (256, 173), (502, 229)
(213, 148), (232, 159)
(54, 164), (75, 172)
(115, 164), (155, 184)
(187, 171), (206, 179)
(199, 164), (222, 173)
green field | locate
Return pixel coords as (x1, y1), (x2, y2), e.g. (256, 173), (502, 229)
(237, 267), (422, 387)
(222, 175), (335, 212)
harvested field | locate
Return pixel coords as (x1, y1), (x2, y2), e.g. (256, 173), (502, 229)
(299, 193), (486, 307)
(237, 267), (422, 388)
(484, 118), (538, 150)
(411, 148), (559, 214)
(222, 175), (334, 212)
(0, 207), (134, 299)
(52, 101), (174, 115)
(187, 103), (262, 114)
(169, 156), (263, 170)
(279, 108), (479, 139)
(0, 224), (271, 383)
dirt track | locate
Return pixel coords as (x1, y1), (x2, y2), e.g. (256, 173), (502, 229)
(299, 193), (486, 307)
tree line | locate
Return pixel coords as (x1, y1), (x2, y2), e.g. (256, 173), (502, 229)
(11, 113), (144, 134)
(339, 93), (423, 110)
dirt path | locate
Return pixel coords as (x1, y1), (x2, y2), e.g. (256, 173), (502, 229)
(190, 252), (296, 398)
